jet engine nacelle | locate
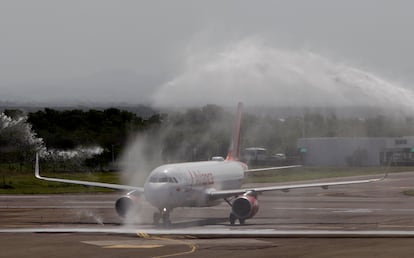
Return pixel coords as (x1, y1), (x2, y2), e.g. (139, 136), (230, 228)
(115, 190), (142, 218)
(231, 191), (259, 219)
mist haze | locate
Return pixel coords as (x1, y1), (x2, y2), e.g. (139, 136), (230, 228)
(3, 1), (414, 229)
(1, 1), (414, 112)
(152, 38), (414, 113)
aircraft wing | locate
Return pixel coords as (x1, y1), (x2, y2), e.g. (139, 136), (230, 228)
(35, 153), (143, 192)
(245, 165), (302, 173)
(208, 173), (387, 199)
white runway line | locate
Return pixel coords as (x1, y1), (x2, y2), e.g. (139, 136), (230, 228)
(0, 205), (113, 209)
(3, 227), (414, 237)
(272, 207), (414, 213)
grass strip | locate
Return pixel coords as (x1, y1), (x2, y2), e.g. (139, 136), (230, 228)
(0, 171), (121, 194)
(0, 166), (411, 194)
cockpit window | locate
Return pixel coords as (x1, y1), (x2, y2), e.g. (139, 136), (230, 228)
(149, 176), (178, 183)
(159, 177), (169, 183)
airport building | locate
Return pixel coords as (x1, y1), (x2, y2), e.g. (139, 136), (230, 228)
(297, 137), (414, 166)
(242, 147), (288, 166)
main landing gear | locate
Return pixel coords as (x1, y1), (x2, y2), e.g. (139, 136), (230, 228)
(229, 212), (245, 225)
(153, 208), (171, 226)
(225, 197), (245, 225)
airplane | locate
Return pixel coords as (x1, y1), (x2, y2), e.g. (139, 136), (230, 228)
(35, 102), (387, 226)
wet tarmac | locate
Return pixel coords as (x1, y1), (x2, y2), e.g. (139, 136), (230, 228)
(2, 172), (414, 257)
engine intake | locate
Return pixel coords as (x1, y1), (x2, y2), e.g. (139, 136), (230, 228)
(231, 191), (259, 219)
(115, 191), (141, 218)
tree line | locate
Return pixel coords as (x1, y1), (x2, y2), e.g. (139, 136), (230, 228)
(0, 108), (161, 171)
(28, 108), (160, 150)
(2, 105), (414, 172)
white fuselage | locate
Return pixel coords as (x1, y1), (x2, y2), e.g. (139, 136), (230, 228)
(143, 160), (247, 209)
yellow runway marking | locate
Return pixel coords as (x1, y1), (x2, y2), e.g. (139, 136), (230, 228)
(137, 232), (197, 258)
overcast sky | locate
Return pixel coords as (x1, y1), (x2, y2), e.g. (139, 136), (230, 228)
(1, 1), (414, 109)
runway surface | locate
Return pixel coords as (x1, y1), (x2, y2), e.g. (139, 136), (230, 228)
(2, 171), (414, 257)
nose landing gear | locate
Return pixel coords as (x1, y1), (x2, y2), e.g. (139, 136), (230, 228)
(153, 208), (171, 226)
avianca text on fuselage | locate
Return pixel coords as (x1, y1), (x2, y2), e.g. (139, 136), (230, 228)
(188, 170), (214, 186)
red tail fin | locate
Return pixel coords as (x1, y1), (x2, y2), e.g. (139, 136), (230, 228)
(226, 102), (243, 161)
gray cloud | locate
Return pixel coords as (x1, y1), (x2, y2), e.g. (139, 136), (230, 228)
(1, 1), (414, 107)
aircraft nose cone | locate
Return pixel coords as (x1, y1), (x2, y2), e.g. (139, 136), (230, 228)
(144, 183), (172, 208)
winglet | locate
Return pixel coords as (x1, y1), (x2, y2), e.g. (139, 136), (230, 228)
(35, 152), (40, 179)
(226, 102), (243, 161)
